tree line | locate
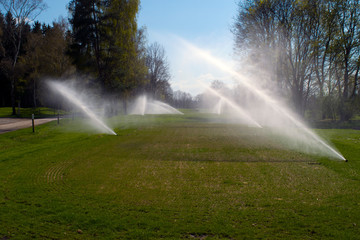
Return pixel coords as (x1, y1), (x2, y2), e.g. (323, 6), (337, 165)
(0, 0), (173, 115)
(233, 0), (360, 121)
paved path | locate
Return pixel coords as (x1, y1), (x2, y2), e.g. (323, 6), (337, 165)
(0, 118), (57, 134)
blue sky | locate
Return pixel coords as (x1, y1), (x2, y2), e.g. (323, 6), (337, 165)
(36, 1), (69, 24)
(37, 0), (239, 96)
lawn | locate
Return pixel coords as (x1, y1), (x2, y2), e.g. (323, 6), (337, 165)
(0, 112), (359, 239)
(0, 107), (66, 118)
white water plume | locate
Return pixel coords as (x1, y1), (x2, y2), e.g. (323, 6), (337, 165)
(179, 38), (345, 161)
(203, 85), (262, 128)
(48, 81), (117, 136)
(129, 95), (183, 115)
(213, 98), (223, 115)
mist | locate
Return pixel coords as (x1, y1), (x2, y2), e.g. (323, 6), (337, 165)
(177, 38), (345, 161)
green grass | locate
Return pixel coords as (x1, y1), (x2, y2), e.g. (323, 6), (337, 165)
(0, 107), (65, 118)
(1, 112), (360, 239)
(309, 114), (360, 129)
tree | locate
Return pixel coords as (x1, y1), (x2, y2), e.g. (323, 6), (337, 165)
(101, 0), (141, 113)
(131, 26), (149, 97)
(210, 80), (226, 90)
(233, 0), (360, 120)
(68, 0), (102, 80)
(69, 0), (145, 114)
(172, 90), (194, 109)
(0, 12), (9, 106)
(236, 0), (323, 116)
(23, 19), (74, 107)
(145, 42), (171, 100)
(310, 0), (339, 119)
(1, 11), (31, 110)
(0, 0), (47, 114)
(331, 0), (360, 120)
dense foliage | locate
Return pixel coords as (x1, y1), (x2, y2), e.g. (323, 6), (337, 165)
(0, 0), (173, 114)
(0, 13), (72, 110)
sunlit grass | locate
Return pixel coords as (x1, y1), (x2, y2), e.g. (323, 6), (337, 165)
(0, 112), (359, 239)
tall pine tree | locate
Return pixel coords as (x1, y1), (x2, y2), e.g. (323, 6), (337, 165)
(69, 0), (146, 113)
(68, 0), (102, 81)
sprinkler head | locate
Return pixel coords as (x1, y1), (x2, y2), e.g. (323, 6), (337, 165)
(345, 159), (348, 162)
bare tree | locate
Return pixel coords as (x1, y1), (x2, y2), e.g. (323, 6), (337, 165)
(0, 0), (47, 114)
(333, 0), (360, 120)
(234, 0), (327, 117)
(172, 90), (194, 108)
(145, 42), (171, 100)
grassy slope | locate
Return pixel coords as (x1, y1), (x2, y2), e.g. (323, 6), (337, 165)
(0, 107), (64, 118)
(0, 113), (360, 239)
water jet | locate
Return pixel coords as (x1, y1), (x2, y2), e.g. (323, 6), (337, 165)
(129, 95), (183, 115)
(48, 81), (117, 136)
(179, 38), (346, 161)
(203, 85), (261, 128)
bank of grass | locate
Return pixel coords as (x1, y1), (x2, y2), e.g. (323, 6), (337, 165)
(0, 112), (360, 239)
(0, 107), (66, 118)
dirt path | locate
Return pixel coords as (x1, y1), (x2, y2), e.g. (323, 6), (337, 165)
(0, 118), (57, 134)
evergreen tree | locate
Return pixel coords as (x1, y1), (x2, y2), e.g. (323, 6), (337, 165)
(69, 0), (145, 113)
(101, 0), (139, 94)
(0, 0), (47, 114)
(68, 0), (102, 80)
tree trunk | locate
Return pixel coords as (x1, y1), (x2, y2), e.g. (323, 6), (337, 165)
(351, 64), (359, 98)
(292, 87), (305, 117)
(92, 2), (103, 85)
(10, 26), (22, 116)
(33, 79), (37, 108)
(343, 60), (349, 100)
(340, 53), (350, 122)
(11, 76), (16, 115)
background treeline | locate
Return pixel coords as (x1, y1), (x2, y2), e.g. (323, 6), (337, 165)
(0, 0), (173, 115)
(1, 0), (359, 120)
(233, 0), (360, 121)
(158, 0), (360, 120)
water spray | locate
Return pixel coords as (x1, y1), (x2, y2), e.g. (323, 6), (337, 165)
(179, 38), (346, 161)
(49, 81), (117, 136)
(129, 95), (183, 115)
(203, 84), (262, 128)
